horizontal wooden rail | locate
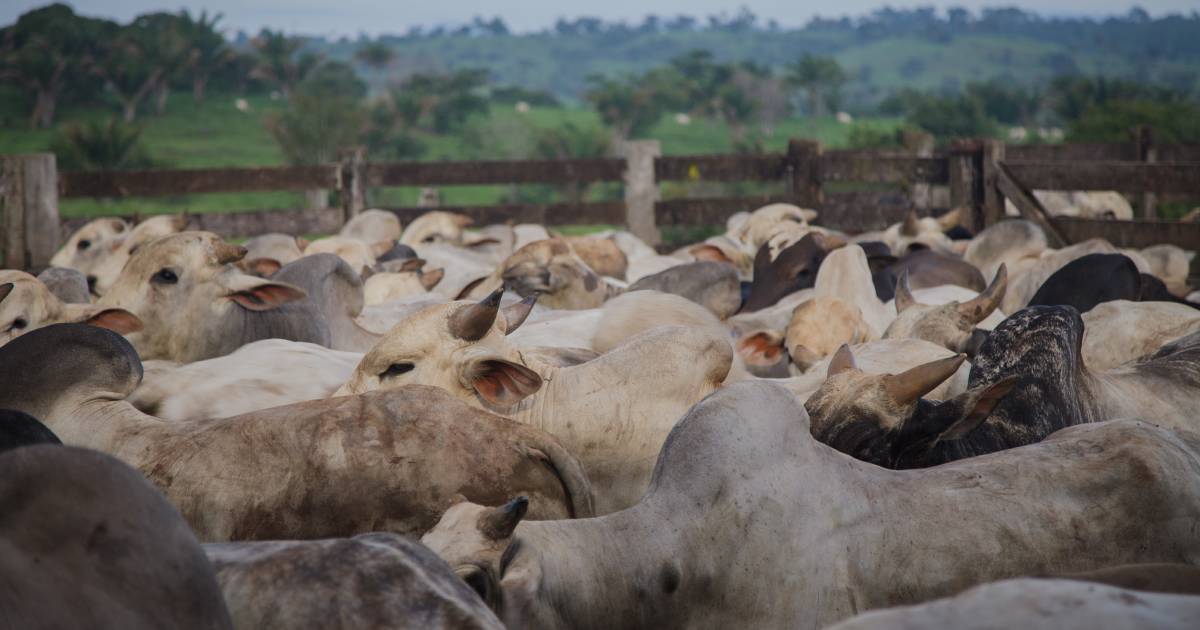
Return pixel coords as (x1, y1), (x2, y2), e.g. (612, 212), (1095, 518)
(1003, 161), (1200, 194)
(1006, 143), (1133, 162)
(821, 151), (949, 184)
(60, 165), (338, 198)
(656, 154), (787, 181)
(366, 158), (626, 186)
(1051, 217), (1200, 251)
(655, 195), (793, 225)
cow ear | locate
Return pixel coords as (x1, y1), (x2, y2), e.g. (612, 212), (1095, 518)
(420, 268), (445, 290)
(465, 358), (542, 407)
(737, 330), (786, 367)
(243, 257), (282, 277)
(228, 280), (307, 311)
(65, 305), (144, 334)
(935, 377), (1018, 441)
(690, 244), (733, 265)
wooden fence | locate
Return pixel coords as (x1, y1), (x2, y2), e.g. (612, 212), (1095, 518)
(3, 131), (1199, 270)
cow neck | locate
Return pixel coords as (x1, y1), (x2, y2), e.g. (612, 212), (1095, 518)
(59, 397), (167, 463)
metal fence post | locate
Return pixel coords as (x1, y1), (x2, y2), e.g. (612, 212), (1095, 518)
(621, 140), (661, 246)
(1, 153), (60, 270)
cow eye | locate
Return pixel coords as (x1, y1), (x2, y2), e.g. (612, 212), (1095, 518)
(380, 362), (415, 378)
(77, 239), (92, 251)
(151, 268), (179, 284)
(10, 317), (27, 331)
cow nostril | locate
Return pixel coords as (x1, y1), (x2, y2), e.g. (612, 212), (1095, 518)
(86, 275), (98, 290)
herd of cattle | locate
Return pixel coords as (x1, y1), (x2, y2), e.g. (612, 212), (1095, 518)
(4, 202), (1200, 628)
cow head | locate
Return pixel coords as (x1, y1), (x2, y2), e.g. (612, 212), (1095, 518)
(783, 296), (874, 372)
(884, 264), (1007, 357)
(500, 238), (610, 310)
(363, 259), (445, 304)
(50, 218), (130, 293)
(98, 231), (306, 360)
(740, 233), (833, 312)
(805, 345), (1016, 468)
(0, 272), (142, 348)
(422, 497), (551, 627)
(400, 210), (473, 246)
(337, 290), (542, 409)
(303, 236), (394, 277)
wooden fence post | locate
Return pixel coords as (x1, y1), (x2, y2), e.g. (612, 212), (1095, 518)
(338, 147), (367, 226)
(902, 130), (935, 211)
(621, 140), (661, 246)
(948, 139), (985, 233)
(1, 154), (60, 270)
(980, 139), (1006, 227)
(1133, 125), (1157, 219)
(787, 139), (822, 208)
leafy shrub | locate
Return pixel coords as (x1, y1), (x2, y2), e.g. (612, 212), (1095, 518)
(50, 118), (156, 170)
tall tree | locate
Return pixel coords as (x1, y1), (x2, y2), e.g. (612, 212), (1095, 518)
(354, 41), (395, 95)
(180, 10), (230, 104)
(0, 4), (110, 128)
(584, 74), (663, 142)
(786, 54), (846, 117)
(250, 29), (318, 100)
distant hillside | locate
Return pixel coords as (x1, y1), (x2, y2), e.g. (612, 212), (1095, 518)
(292, 7), (1200, 109)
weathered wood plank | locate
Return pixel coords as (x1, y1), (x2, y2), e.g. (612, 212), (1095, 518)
(821, 151), (949, 184)
(1006, 143), (1134, 162)
(789, 140), (823, 207)
(1158, 145), (1200, 162)
(1051, 217), (1200, 251)
(655, 154), (786, 181)
(3, 154), (60, 269)
(1004, 161), (1200, 194)
(995, 162), (1068, 247)
(60, 165), (338, 198)
(381, 201), (627, 227)
(366, 159), (626, 186)
(820, 191), (922, 233)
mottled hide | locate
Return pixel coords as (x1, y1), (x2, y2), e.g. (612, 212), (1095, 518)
(423, 381), (1200, 629)
(0, 445), (233, 629)
(0, 325), (593, 541)
(207, 534), (502, 630)
(826, 579), (1200, 630)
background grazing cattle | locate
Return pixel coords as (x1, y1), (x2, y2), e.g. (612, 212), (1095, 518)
(0, 409), (61, 453)
(422, 380), (1200, 629)
(826, 579), (1200, 630)
(206, 534), (503, 630)
(0, 445), (233, 629)
(0, 324), (594, 540)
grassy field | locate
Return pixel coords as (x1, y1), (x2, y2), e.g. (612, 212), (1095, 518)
(0, 93), (901, 219)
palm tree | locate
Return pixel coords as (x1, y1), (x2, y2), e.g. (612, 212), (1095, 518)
(180, 10), (231, 104)
(250, 29), (317, 100)
(355, 41), (395, 95)
(786, 54), (846, 117)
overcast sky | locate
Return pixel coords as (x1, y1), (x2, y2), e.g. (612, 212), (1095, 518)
(5, 1), (1195, 36)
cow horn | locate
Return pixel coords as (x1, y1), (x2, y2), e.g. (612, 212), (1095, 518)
(503, 294), (538, 335)
(900, 209), (920, 237)
(448, 288), (503, 341)
(895, 269), (916, 313)
(957, 264), (1007, 324)
(479, 496), (528, 541)
(827, 344), (857, 378)
(883, 354), (966, 404)
(215, 241), (248, 265)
